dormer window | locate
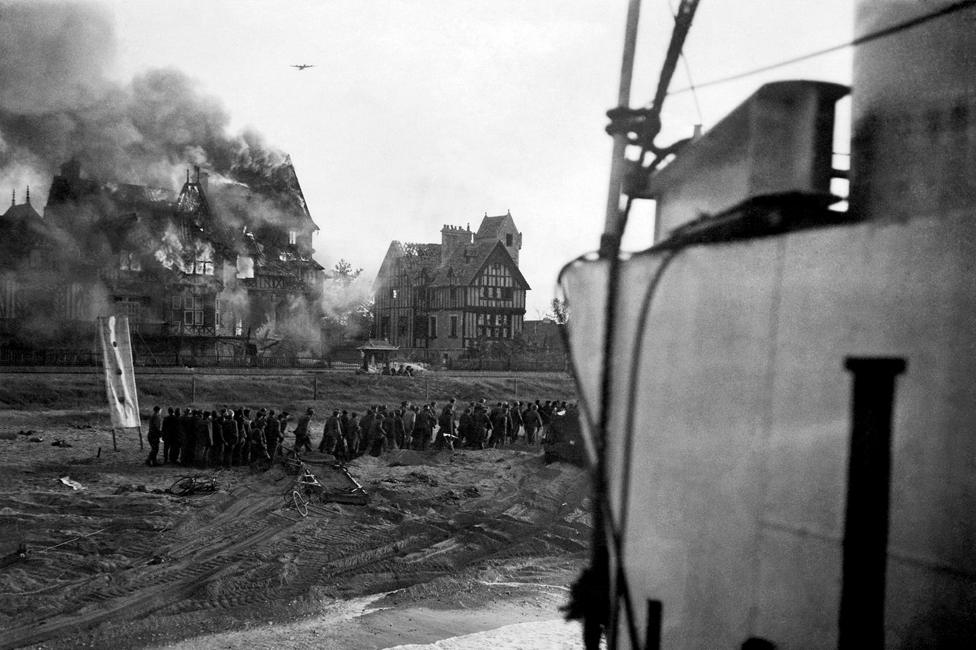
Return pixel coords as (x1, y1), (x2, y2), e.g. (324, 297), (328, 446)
(191, 245), (214, 275)
(192, 258), (213, 275)
(288, 230), (298, 246)
(506, 234), (513, 246)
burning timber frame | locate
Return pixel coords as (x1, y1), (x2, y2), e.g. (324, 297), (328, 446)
(0, 160), (326, 365)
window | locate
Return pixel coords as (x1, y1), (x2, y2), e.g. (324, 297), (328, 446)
(119, 251), (141, 271)
(289, 230), (298, 245)
(450, 315), (458, 338)
(450, 287), (457, 302)
(380, 316), (390, 338)
(214, 298), (221, 328)
(192, 258), (213, 275)
(428, 316), (437, 339)
(475, 312), (511, 339)
(506, 233), (513, 246)
(188, 245), (214, 275)
(234, 318), (244, 336)
(115, 297), (143, 321)
(398, 316), (408, 336)
(392, 289), (398, 300)
(175, 294), (204, 325)
(28, 249), (42, 269)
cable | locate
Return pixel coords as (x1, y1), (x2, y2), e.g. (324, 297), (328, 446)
(556, 256), (641, 650)
(680, 53), (704, 126)
(669, 0), (976, 95)
(616, 248), (681, 572)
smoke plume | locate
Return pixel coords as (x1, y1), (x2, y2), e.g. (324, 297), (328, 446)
(0, 2), (303, 227)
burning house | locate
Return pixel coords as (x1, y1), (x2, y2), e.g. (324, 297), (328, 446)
(0, 158), (325, 365)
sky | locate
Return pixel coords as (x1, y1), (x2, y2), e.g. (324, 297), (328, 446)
(10, 0), (854, 318)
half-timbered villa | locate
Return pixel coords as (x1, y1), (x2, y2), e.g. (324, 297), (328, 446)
(373, 212), (529, 362)
(0, 158), (324, 365)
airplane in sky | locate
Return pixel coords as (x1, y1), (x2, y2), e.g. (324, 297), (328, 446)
(290, 64), (315, 71)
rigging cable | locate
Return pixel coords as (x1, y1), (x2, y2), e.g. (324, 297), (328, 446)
(598, 1), (701, 647)
(669, 0), (976, 95)
(595, 1), (646, 649)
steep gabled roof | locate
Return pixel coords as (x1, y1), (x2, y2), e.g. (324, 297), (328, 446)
(176, 181), (210, 216)
(0, 200), (58, 267)
(2, 200), (42, 223)
(431, 239), (496, 285)
(374, 241), (444, 288)
(227, 154), (317, 231)
(474, 212), (516, 240)
(432, 240), (529, 289)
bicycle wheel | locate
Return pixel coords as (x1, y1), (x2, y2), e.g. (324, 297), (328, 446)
(292, 490), (309, 517)
(169, 476), (195, 496)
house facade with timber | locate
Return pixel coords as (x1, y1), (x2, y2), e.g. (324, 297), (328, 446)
(373, 212), (529, 362)
(0, 158), (324, 364)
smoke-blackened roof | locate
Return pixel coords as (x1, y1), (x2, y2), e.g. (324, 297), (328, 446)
(431, 239), (498, 285)
(378, 226), (528, 290)
(225, 155), (317, 232)
(0, 198), (57, 267)
(2, 200), (42, 223)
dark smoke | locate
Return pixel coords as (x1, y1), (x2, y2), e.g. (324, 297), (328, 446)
(0, 1), (302, 226)
(0, 2), (324, 352)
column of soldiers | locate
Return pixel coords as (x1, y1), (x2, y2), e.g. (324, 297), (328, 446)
(146, 399), (570, 468)
(313, 398), (569, 461)
(147, 405), (294, 469)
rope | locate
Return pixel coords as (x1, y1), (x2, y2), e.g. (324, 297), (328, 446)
(669, 0), (976, 95)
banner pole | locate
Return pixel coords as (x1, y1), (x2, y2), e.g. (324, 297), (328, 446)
(138, 424), (144, 450)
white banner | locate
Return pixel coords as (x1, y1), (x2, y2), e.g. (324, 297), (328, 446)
(97, 315), (141, 429)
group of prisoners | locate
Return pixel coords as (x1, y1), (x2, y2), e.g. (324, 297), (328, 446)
(145, 398), (572, 467)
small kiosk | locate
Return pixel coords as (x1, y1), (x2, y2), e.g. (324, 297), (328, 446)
(356, 339), (399, 372)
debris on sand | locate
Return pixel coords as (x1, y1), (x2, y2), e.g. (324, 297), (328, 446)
(0, 544), (29, 569)
(408, 471), (439, 487)
(58, 476), (85, 491)
(0, 412), (589, 650)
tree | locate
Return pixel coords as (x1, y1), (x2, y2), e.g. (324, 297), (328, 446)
(321, 259), (372, 345)
(333, 259), (363, 285)
(543, 297), (569, 325)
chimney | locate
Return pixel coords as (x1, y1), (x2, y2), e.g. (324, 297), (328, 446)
(441, 224), (473, 265)
(59, 159), (81, 181)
